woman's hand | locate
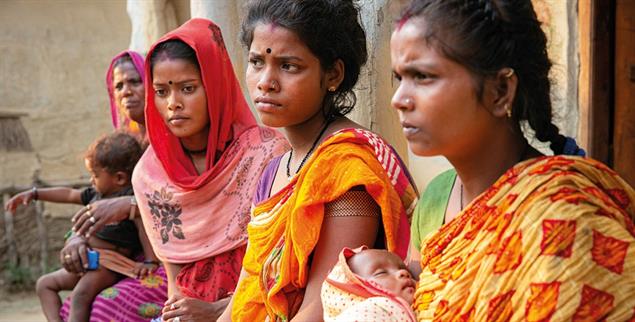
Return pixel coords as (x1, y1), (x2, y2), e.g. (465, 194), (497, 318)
(133, 262), (159, 279)
(60, 235), (89, 274)
(161, 295), (230, 322)
(72, 196), (130, 238)
(4, 189), (35, 213)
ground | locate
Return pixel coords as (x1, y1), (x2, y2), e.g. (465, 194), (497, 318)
(0, 291), (45, 321)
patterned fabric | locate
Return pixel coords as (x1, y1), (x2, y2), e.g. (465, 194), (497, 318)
(106, 50), (145, 134)
(321, 247), (416, 322)
(414, 156), (635, 321)
(232, 128), (418, 321)
(133, 18), (288, 264)
(60, 267), (168, 321)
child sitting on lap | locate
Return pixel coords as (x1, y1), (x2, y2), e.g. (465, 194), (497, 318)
(321, 246), (417, 322)
(5, 131), (158, 322)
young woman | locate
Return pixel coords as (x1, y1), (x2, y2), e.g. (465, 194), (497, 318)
(219, 1), (418, 320)
(133, 18), (288, 322)
(391, 1), (635, 320)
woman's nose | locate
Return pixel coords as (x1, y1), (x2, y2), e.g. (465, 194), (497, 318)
(391, 85), (414, 111)
(257, 70), (279, 93)
(167, 94), (182, 111)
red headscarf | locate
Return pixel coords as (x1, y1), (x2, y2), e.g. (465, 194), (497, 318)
(144, 18), (257, 190)
(106, 50), (146, 132)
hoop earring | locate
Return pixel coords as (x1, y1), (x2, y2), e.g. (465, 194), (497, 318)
(504, 68), (514, 78)
(328, 86), (336, 92)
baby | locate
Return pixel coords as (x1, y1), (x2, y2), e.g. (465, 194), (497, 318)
(321, 246), (417, 322)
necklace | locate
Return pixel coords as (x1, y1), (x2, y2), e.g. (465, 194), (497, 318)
(286, 121), (331, 178)
(183, 145), (207, 155)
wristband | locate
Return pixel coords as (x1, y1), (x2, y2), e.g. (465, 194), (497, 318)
(129, 196), (138, 220)
(32, 187), (38, 200)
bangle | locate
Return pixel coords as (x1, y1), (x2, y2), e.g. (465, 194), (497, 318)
(143, 260), (159, 266)
(32, 187), (38, 200)
(129, 196), (137, 220)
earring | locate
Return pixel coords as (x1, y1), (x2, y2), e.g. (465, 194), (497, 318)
(504, 68), (514, 78)
(328, 86), (336, 92)
(504, 104), (512, 118)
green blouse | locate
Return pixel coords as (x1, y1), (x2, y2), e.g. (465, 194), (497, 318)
(411, 169), (457, 252)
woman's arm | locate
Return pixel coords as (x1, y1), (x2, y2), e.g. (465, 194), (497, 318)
(216, 268), (248, 322)
(132, 216), (160, 278)
(291, 191), (380, 321)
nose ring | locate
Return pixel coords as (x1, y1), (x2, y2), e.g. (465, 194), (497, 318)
(270, 80), (279, 91)
(404, 98), (413, 106)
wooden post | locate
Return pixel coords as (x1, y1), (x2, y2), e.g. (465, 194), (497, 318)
(3, 193), (18, 266)
(35, 200), (47, 274)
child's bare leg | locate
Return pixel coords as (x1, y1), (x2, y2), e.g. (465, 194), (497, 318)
(68, 267), (120, 322)
(36, 268), (80, 322)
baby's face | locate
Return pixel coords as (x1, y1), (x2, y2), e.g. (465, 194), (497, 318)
(348, 249), (416, 304)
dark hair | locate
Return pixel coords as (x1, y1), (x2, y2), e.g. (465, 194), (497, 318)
(241, 0), (368, 119)
(112, 54), (133, 70)
(84, 131), (143, 178)
(399, 0), (567, 154)
(150, 40), (200, 73)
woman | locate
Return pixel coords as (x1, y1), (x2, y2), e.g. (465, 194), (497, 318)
(133, 18), (287, 322)
(60, 51), (169, 322)
(107, 50), (146, 135)
(219, 1), (418, 320)
(391, 1), (635, 320)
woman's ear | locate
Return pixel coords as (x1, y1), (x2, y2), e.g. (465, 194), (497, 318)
(489, 68), (518, 118)
(325, 59), (345, 91)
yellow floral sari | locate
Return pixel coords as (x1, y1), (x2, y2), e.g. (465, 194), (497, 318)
(232, 129), (418, 321)
(415, 156), (635, 321)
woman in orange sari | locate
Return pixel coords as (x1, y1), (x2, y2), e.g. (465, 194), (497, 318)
(391, 1), (635, 320)
(218, 0), (418, 320)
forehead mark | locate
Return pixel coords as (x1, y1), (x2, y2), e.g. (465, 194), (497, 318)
(168, 80), (173, 85)
(266, 48), (272, 54)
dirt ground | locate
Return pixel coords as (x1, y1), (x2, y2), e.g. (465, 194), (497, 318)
(0, 291), (45, 321)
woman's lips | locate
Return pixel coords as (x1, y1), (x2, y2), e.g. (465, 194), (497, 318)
(168, 116), (189, 125)
(255, 97), (282, 113)
(401, 121), (420, 137)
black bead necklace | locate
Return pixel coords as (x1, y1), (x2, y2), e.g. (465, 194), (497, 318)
(183, 145), (207, 155)
(286, 121), (331, 178)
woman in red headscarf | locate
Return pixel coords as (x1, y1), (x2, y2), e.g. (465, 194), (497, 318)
(131, 18), (287, 321)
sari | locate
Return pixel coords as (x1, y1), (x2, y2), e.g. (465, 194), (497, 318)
(321, 246), (416, 322)
(232, 128), (418, 321)
(106, 50), (145, 134)
(133, 18), (288, 302)
(414, 156), (635, 321)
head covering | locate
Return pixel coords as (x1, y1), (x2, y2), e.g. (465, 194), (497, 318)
(145, 18), (257, 190)
(106, 50), (146, 133)
(321, 246), (417, 321)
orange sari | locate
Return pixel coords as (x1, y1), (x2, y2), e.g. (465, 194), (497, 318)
(414, 156), (635, 321)
(232, 129), (418, 321)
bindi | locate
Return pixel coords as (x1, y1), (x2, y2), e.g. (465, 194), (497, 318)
(168, 80), (173, 85)
(266, 48), (272, 54)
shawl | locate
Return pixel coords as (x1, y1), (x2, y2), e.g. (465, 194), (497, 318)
(414, 156), (635, 321)
(106, 50), (145, 133)
(321, 246), (416, 322)
(132, 18), (288, 263)
(232, 128), (418, 321)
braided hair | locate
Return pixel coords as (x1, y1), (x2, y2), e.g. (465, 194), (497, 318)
(399, 0), (578, 155)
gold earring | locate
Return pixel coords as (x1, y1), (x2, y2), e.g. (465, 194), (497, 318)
(505, 104), (512, 118)
(328, 86), (336, 92)
(504, 68), (514, 78)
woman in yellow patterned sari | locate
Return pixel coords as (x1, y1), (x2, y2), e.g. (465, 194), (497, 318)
(391, 0), (635, 320)
(217, 1), (418, 321)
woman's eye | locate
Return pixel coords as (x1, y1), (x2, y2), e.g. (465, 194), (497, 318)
(414, 72), (429, 82)
(154, 88), (166, 97)
(115, 83), (124, 90)
(249, 58), (264, 68)
(392, 73), (402, 82)
(281, 63), (298, 72)
(183, 85), (195, 93)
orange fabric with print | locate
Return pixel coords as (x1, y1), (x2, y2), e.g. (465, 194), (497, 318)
(231, 129), (418, 321)
(414, 156), (635, 321)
